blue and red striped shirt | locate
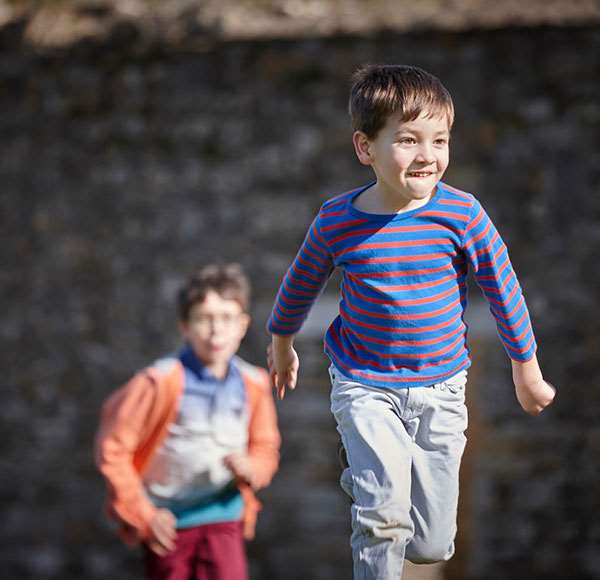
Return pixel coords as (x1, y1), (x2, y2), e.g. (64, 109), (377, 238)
(268, 181), (537, 388)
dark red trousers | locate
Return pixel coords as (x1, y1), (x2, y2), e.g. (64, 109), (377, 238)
(144, 521), (248, 580)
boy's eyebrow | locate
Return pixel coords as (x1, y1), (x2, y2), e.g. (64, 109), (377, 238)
(394, 128), (450, 136)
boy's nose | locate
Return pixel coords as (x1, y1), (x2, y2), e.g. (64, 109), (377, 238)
(210, 318), (226, 332)
(416, 144), (435, 163)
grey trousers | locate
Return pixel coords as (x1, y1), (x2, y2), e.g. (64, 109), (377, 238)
(329, 366), (468, 580)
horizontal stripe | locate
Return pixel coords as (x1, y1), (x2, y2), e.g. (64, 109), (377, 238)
(341, 309), (463, 337)
(344, 318), (465, 350)
(329, 223), (463, 245)
(351, 262), (462, 279)
(343, 285), (463, 318)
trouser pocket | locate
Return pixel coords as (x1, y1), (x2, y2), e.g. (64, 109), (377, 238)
(440, 369), (468, 394)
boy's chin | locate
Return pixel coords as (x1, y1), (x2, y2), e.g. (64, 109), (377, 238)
(193, 347), (234, 366)
(408, 184), (437, 198)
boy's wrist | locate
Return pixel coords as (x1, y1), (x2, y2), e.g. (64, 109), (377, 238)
(511, 355), (543, 387)
(271, 333), (296, 352)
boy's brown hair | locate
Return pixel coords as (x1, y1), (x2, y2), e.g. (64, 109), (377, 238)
(177, 263), (251, 320)
(349, 64), (454, 139)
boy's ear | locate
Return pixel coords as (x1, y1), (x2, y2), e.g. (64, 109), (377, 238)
(352, 131), (373, 166)
(239, 313), (251, 337)
(178, 320), (189, 340)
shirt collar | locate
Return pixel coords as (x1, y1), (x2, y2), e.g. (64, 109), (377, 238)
(179, 345), (234, 382)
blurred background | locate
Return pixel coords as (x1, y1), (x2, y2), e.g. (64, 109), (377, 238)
(2, 1), (600, 578)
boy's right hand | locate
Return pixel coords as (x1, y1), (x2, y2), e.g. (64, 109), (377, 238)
(147, 508), (177, 556)
(267, 336), (299, 400)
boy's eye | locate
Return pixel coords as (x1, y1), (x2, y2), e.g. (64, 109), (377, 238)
(434, 138), (449, 145)
(191, 313), (239, 327)
(397, 137), (416, 145)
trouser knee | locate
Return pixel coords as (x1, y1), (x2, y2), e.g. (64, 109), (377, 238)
(354, 504), (412, 542)
(405, 536), (455, 564)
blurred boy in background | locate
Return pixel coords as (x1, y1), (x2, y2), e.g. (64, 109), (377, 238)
(96, 263), (280, 580)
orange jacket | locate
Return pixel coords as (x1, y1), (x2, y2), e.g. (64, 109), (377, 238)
(95, 357), (280, 543)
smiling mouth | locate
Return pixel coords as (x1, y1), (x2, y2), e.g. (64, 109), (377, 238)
(209, 344), (226, 351)
(407, 171), (434, 178)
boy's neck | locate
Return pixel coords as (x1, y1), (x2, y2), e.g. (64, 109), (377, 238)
(182, 346), (231, 381)
(355, 182), (434, 214)
(206, 361), (229, 381)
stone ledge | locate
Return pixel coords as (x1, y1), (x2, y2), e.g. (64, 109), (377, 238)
(2, 0), (600, 49)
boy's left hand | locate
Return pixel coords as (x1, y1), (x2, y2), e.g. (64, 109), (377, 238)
(512, 355), (555, 415)
(514, 378), (556, 416)
(224, 452), (255, 487)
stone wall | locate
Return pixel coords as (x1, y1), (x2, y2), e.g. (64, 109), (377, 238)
(2, 22), (600, 579)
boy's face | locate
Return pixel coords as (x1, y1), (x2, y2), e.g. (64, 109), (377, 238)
(353, 111), (450, 206)
(180, 290), (250, 372)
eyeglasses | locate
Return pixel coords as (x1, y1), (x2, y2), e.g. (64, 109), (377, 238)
(188, 313), (243, 330)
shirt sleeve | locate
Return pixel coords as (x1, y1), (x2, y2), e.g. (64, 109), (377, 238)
(246, 368), (281, 489)
(94, 372), (160, 543)
(267, 211), (334, 335)
(462, 198), (537, 362)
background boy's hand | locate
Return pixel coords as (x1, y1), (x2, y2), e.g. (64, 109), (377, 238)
(512, 355), (555, 415)
(267, 336), (299, 400)
(224, 452), (255, 487)
(147, 508), (177, 556)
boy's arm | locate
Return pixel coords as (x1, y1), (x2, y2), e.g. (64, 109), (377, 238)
(94, 373), (161, 543)
(462, 199), (554, 413)
(267, 213), (334, 339)
(267, 212), (334, 398)
(244, 369), (282, 489)
(463, 199), (536, 362)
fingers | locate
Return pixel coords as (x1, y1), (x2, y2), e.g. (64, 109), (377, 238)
(516, 378), (557, 416)
(286, 368), (298, 391)
(149, 510), (177, 554)
(266, 342), (299, 400)
(148, 541), (171, 557)
(534, 381), (556, 414)
(272, 362), (288, 400)
(523, 391), (555, 416)
(274, 368), (298, 400)
(223, 453), (254, 485)
(275, 374), (286, 400)
(521, 397), (548, 416)
(223, 453), (243, 474)
(268, 364), (276, 383)
(155, 527), (176, 553)
(159, 509), (176, 530)
(266, 344), (279, 395)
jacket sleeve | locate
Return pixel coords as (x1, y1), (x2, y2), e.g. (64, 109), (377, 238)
(94, 372), (159, 543)
(246, 369), (281, 490)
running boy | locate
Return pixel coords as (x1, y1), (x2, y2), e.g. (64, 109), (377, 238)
(96, 263), (280, 580)
(267, 65), (555, 579)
